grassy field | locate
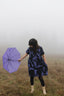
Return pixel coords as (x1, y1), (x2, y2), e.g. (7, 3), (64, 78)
(0, 55), (64, 96)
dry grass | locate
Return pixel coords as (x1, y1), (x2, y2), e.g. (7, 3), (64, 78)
(0, 55), (64, 96)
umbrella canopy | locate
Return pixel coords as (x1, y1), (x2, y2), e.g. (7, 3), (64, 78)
(2, 48), (21, 73)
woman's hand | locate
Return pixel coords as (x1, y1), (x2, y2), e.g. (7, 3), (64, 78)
(18, 53), (28, 62)
(18, 58), (22, 62)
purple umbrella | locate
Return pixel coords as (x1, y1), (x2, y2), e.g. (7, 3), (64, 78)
(2, 48), (21, 73)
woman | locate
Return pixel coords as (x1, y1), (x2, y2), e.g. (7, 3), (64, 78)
(18, 38), (48, 95)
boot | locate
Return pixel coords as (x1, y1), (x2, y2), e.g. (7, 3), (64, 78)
(30, 85), (34, 93)
(42, 86), (47, 95)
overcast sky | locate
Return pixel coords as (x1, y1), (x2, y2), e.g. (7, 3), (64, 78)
(0, 0), (64, 55)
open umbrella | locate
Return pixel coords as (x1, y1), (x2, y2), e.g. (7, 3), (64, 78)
(2, 48), (21, 73)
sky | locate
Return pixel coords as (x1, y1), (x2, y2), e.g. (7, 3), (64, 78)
(0, 0), (64, 55)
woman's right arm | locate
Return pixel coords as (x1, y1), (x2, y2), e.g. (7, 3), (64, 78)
(18, 53), (28, 62)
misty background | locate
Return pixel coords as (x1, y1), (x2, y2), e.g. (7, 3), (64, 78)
(0, 0), (64, 56)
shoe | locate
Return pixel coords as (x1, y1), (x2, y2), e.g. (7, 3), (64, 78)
(42, 86), (47, 95)
(30, 85), (34, 93)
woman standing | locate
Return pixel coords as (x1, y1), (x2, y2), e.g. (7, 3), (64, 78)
(18, 38), (48, 95)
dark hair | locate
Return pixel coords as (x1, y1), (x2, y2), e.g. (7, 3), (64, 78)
(28, 38), (40, 54)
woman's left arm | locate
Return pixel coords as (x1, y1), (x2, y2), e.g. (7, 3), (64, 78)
(42, 54), (47, 64)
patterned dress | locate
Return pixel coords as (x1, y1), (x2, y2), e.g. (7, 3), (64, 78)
(26, 46), (48, 77)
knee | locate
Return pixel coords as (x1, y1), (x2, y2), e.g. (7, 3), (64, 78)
(38, 76), (42, 80)
(30, 76), (34, 81)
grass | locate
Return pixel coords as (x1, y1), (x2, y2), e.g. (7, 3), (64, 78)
(0, 55), (64, 96)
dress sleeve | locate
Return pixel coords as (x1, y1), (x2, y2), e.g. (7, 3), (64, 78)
(26, 47), (30, 54)
(40, 46), (45, 56)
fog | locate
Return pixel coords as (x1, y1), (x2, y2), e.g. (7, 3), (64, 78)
(0, 0), (64, 55)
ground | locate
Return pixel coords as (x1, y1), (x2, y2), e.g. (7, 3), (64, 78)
(0, 55), (64, 96)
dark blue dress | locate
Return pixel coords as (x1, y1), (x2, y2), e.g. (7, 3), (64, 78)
(26, 46), (48, 77)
